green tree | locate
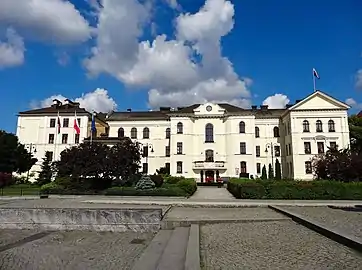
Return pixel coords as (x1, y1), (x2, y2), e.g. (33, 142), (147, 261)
(349, 115), (362, 154)
(0, 130), (37, 173)
(275, 159), (281, 180)
(261, 165), (267, 179)
(268, 164), (274, 179)
(36, 152), (53, 186)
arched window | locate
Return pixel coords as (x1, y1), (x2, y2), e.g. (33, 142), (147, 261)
(165, 128), (170, 139)
(328, 120), (335, 132)
(205, 149), (214, 162)
(143, 127), (150, 139)
(205, 123), (214, 142)
(239, 121), (245, 133)
(255, 127), (260, 138)
(303, 120), (310, 132)
(316, 120), (323, 132)
(273, 126), (280, 137)
(177, 122), (183, 134)
(118, 127), (124, 138)
(130, 127), (137, 139)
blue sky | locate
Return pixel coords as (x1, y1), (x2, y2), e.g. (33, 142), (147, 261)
(1, 0), (362, 133)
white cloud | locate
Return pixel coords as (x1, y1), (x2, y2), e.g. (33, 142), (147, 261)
(0, 28), (24, 69)
(346, 98), (362, 109)
(263, 93), (290, 109)
(0, 0), (92, 44)
(164, 0), (179, 9)
(85, 0), (252, 108)
(31, 88), (117, 113)
(355, 69), (362, 90)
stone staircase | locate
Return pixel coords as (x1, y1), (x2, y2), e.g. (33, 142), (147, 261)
(132, 224), (200, 270)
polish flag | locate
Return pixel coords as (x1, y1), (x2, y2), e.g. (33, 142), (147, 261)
(74, 111), (80, 134)
(57, 111), (61, 134)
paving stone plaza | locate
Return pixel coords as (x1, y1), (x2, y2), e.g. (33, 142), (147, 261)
(0, 187), (361, 269)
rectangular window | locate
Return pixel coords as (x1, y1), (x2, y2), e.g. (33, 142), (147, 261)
(274, 146), (280, 157)
(165, 163), (170, 174)
(255, 146), (260, 157)
(50, 118), (56, 128)
(143, 146), (148, 157)
(305, 161), (312, 174)
(48, 134), (55, 144)
(165, 146), (170, 157)
(62, 134), (68, 144)
(288, 144), (292, 155)
(176, 161), (182, 173)
(177, 142), (183, 154)
(240, 142), (246, 154)
(317, 142), (324, 154)
(304, 142), (311, 154)
(45, 151), (53, 161)
(63, 118), (69, 127)
(77, 118), (81, 126)
(256, 163), (261, 174)
(74, 134), (80, 144)
(142, 163), (148, 174)
(330, 141), (337, 150)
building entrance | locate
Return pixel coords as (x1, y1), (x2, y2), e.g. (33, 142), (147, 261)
(205, 170), (215, 183)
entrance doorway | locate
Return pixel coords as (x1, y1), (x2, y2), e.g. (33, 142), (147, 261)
(205, 170), (215, 183)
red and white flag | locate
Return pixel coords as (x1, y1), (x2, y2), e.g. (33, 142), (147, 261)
(57, 111), (61, 134)
(73, 111), (80, 134)
(313, 68), (320, 79)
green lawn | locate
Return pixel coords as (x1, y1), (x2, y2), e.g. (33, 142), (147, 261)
(0, 185), (40, 196)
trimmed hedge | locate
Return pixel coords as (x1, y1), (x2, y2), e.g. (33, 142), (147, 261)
(104, 186), (187, 196)
(227, 178), (362, 200)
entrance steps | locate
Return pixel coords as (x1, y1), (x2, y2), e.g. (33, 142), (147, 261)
(132, 224), (200, 270)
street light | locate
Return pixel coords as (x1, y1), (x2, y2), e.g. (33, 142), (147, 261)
(26, 143), (37, 181)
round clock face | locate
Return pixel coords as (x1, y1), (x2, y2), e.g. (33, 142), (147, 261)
(206, 105), (212, 112)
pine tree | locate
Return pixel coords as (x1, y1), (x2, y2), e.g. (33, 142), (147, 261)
(268, 163), (274, 180)
(36, 152), (53, 186)
(261, 165), (267, 180)
(275, 159), (281, 180)
(135, 175), (155, 190)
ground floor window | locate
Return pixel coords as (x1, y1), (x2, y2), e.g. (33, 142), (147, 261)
(305, 161), (312, 174)
(142, 163), (148, 174)
(176, 161), (182, 173)
(240, 161), (247, 173)
(256, 163), (261, 174)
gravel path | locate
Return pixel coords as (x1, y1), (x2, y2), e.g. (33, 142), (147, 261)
(0, 230), (155, 270)
(200, 221), (362, 270)
(280, 206), (362, 239)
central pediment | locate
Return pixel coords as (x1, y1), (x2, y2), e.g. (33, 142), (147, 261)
(193, 103), (226, 116)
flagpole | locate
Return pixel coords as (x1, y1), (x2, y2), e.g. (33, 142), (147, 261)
(54, 110), (59, 160)
(90, 111), (93, 144)
(73, 110), (76, 146)
(313, 69), (316, 92)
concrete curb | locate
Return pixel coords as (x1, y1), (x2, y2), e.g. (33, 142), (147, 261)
(185, 224), (201, 270)
(161, 218), (289, 230)
(269, 205), (362, 252)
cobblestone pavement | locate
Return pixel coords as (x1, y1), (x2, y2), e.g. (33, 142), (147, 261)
(200, 221), (362, 270)
(190, 187), (235, 201)
(0, 230), (155, 270)
(280, 206), (362, 239)
(165, 207), (287, 221)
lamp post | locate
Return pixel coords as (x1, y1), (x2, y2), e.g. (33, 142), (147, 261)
(265, 142), (274, 171)
(141, 143), (154, 174)
(26, 143), (37, 181)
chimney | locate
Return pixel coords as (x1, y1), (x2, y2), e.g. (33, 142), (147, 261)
(251, 105), (257, 111)
(295, 99), (302, 104)
(260, 105), (268, 111)
(51, 99), (62, 108)
(286, 104), (293, 108)
(127, 108), (132, 112)
(160, 107), (171, 112)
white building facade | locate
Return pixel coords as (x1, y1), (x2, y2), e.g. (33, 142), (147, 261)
(17, 91), (350, 181)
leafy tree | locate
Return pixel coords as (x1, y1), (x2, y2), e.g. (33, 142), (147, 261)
(261, 165), (267, 179)
(36, 151), (53, 186)
(268, 163), (274, 179)
(313, 148), (362, 182)
(56, 142), (111, 190)
(0, 130), (37, 173)
(156, 166), (169, 175)
(109, 138), (141, 183)
(275, 159), (281, 180)
(349, 115), (362, 154)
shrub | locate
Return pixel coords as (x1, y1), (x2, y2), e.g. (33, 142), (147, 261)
(164, 176), (185, 184)
(227, 178), (362, 200)
(104, 186), (186, 196)
(176, 178), (197, 196)
(261, 165), (267, 180)
(135, 175), (155, 190)
(150, 174), (164, 187)
(0, 172), (13, 188)
(40, 182), (64, 194)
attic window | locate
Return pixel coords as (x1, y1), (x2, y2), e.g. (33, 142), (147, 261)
(206, 105), (212, 112)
